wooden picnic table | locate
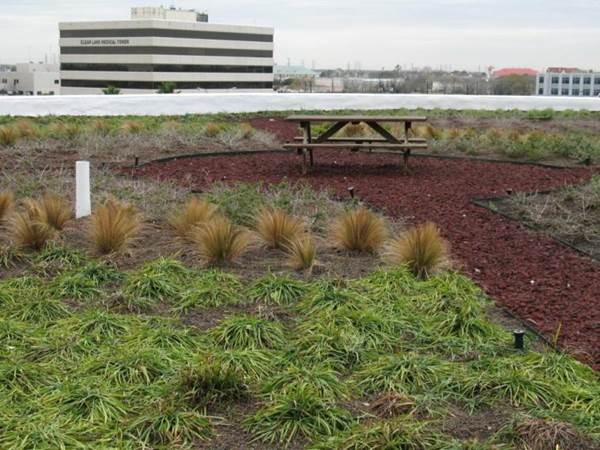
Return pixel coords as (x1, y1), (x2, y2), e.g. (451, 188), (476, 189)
(283, 115), (429, 173)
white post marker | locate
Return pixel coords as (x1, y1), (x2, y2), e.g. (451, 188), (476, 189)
(75, 161), (91, 218)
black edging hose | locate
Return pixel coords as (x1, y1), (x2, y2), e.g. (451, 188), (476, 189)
(132, 147), (597, 170)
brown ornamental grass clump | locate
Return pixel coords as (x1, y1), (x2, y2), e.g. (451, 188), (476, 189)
(331, 207), (388, 253)
(39, 192), (72, 231)
(0, 191), (14, 222)
(0, 125), (19, 146)
(284, 234), (316, 272)
(121, 120), (144, 135)
(169, 197), (218, 241)
(385, 222), (448, 279)
(90, 198), (141, 255)
(192, 215), (251, 266)
(254, 208), (304, 250)
(11, 199), (55, 250)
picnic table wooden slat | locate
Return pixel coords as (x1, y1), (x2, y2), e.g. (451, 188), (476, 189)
(286, 115), (427, 123)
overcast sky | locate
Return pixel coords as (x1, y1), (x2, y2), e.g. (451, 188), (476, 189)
(1, 0), (599, 70)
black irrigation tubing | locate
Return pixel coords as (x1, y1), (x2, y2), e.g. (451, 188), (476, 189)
(130, 146), (598, 170)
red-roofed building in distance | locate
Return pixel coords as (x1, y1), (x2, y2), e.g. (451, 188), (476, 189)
(546, 67), (582, 74)
(492, 68), (537, 78)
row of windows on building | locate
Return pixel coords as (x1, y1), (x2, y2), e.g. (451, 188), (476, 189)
(542, 87), (600, 96)
(539, 75), (600, 85)
(61, 79), (273, 89)
(60, 63), (273, 73)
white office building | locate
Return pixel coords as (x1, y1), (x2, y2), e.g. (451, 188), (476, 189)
(59, 7), (274, 94)
(537, 68), (600, 97)
(0, 63), (61, 95)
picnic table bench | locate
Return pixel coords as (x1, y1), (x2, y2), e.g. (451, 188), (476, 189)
(283, 115), (429, 173)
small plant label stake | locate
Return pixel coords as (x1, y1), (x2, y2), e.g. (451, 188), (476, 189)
(76, 161), (92, 218)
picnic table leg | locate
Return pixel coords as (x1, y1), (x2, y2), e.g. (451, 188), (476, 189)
(301, 121), (311, 174)
(403, 149), (411, 168)
(404, 121), (412, 140)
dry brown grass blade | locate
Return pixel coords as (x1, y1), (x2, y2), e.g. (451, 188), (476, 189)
(385, 222), (449, 279)
(39, 192), (72, 231)
(514, 417), (593, 450)
(168, 197), (218, 241)
(11, 198), (55, 250)
(254, 208), (304, 249)
(0, 191), (14, 222)
(284, 233), (316, 272)
(330, 207), (388, 253)
(90, 197), (141, 255)
(192, 214), (251, 266)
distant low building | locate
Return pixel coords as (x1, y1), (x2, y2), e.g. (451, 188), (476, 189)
(492, 68), (537, 78)
(536, 68), (600, 96)
(274, 65), (318, 80)
(0, 63), (60, 95)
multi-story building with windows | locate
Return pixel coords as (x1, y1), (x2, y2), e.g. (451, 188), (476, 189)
(536, 67), (600, 97)
(0, 63), (60, 95)
(59, 7), (274, 94)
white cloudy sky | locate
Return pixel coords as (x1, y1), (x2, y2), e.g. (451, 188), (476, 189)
(1, 0), (599, 70)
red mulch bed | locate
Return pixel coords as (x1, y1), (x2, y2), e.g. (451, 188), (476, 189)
(135, 151), (600, 369)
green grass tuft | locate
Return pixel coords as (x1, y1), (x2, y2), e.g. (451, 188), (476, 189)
(247, 272), (308, 305)
(244, 385), (354, 446)
(211, 315), (286, 350)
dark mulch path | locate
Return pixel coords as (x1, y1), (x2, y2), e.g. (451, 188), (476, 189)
(134, 151), (599, 369)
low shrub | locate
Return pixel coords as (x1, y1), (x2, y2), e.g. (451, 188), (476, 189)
(330, 207), (388, 253)
(168, 196), (218, 241)
(385, 222), (449, 279)
(89, 198), (141, 255)
(254, 207), (304, 249)
(192, 215), (251, 266)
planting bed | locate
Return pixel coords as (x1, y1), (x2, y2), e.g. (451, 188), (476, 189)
(136, 151), (600, 368)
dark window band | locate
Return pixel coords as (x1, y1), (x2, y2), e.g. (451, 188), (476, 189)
(60, 28), (273, 42)
(60, 46), (272, 58)
(61, 63), (273, 73)
(61, 79), (273, 90)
